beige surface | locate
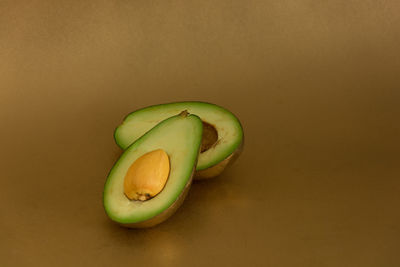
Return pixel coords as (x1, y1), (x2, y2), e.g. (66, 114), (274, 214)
(1, 1), (399, 266)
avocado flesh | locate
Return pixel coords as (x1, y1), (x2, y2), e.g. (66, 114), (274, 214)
(104, 113), (203, 227)
(114, 102), (243, 172)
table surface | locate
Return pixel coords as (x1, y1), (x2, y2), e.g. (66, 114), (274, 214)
(1, 1), (399, 266)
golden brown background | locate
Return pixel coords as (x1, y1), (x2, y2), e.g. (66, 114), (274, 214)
(1, 1), (399, 266)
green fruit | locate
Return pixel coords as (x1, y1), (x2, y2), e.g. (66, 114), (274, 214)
(114, 102), (244, 179)
(104, 111), (203, 228)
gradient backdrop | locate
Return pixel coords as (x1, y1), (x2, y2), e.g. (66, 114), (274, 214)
(1, 1), (399, 266)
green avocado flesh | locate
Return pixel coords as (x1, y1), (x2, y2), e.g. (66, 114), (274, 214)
(104, 113), (203, 225)
(114, 102), (243, 171)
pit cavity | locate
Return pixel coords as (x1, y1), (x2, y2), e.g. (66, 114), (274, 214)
(201, 121), (218, 153)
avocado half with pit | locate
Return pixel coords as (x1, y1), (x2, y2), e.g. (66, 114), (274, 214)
(104, 112), (203, 228)
(114, 102), (244, 179)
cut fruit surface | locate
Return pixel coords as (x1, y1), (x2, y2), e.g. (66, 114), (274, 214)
(114, 102), (243, 176)
(104, 112), (203, 227)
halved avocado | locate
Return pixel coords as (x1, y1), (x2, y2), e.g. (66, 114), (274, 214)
(104, 112), (203, 228)
(114, 102), (244, 179)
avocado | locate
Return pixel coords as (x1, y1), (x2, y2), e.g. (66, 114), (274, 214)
(104, 111), (203, 228)
(114, 102), (244, 179)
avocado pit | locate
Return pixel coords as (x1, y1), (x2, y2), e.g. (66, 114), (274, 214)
(123, 149), (170, 201)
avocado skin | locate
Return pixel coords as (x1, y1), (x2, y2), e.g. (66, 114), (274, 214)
(195, 137), (244, 179)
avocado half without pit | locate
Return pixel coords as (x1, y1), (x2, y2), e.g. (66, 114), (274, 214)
(114, 102), (244, 179)
(104, 111), (203, 228)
